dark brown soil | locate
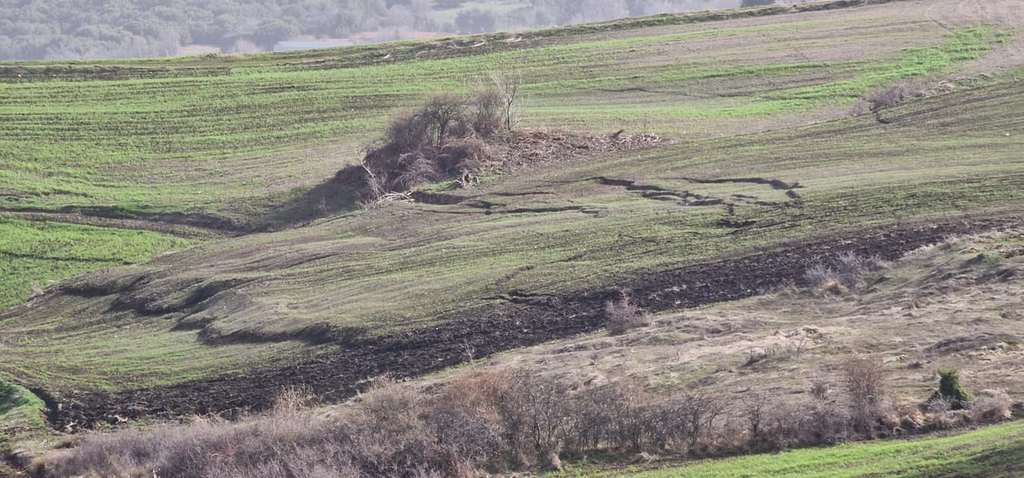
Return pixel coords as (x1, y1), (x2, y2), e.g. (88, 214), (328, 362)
(40, 215), (1020, 432)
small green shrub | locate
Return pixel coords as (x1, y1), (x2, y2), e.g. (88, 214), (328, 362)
(933, 369), (972, 410)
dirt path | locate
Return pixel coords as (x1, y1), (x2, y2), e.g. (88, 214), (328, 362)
(39, 215), (1022, 432)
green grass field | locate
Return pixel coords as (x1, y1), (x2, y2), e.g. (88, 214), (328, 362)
(0, 0), (1009, 313)
(2, 20), (1023, 388)
(557, 421), (1024, 477)
(0, 0), (1021, 428)
(3, 75), (1022, 392)
(0, 218), (190, 309)
(0, 380), (46, 446)
(1, 0), (1023, 475)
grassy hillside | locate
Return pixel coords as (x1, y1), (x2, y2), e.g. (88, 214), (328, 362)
(0, 0), (1022, 434)
(4, 9), (998, 217)
(3, 74), (1023, 397)
(0, 1), (1013, 309)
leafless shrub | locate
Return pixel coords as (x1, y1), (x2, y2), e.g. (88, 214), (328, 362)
(810, 378), (832, 401)
(492, 370), (573, 468)
(835, 252), (888, 287)
(490, 68), (522, 132)
(864, 81), (926, 113)
(348, 93), (503, 204)
(740, 393), (771, 449)
(842, 357), (889, 435)
(802, 399), (852, 445)
(740, 394), (848, 452)
(395, 151), (443, 190)
(565, 381), (656, 453)
(803, 263), (846, 295)
(605, 292), (650, 336)
(804, 252), (888, 294)
(923, 408), (971, 431)
(898, 406), (927, 432)
(970, 389), (1013, 423)
(42, 364), (1010, 477)
(421, 94), (467, 147)
(654, 393), (726, 454)
(385, 112), (433, 151)
(470, 88), (504, 138)
(742, 339), (806, 367)
(924, 396), (953, 414)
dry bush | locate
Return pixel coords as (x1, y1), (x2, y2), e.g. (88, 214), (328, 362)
(566, 381), (658, 453)
(42, 364), (1008, 477)
(605, 292), (651, 336)
(650, 393), (725, 454)
(800, 399), (852, 445)
(804, 263), (847, 295)
(922, 406), (972, 431)
(470, 88), (504, 138)
(834, 252), (888, 287)
(385, 111), (432, 151)
(492, 370), (573, 469)
(347, 92), (506, 204)
(740, 394), (848, 452)
(742, 339), (807, 367)
(39, 382), (481, 478)
(740, 393), (772, 447)
(421, 94), (467, 147)
(864, 81), (926, 113)
(804, 252), (888, 294)
(810, 377), (832, 401)
(970, 389), (1013, 423)
(490, 68), (522, 132)
(842, 357), (889, 435)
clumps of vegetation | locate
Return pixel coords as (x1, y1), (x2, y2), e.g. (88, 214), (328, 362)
(916, 369), (1014, 431)
(604, 291), (651, 336)
(742, 339), (807, 368)
(931, 369), (972, 410)
(335, 72), (521, 204)
(36, 373), (723, 477)
(865, 81), (927, 112)
(804, 252), (889, 295)
(842, 357), (891, 435)
(854, 81), (928, 120)
(970, 390), (1014, 423)
(37, 364), (1017, 477)
(332, 77), (661, 208)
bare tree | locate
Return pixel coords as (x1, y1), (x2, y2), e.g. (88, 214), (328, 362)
(420, 94), (466, 147)
(491, 67), (523, 132)
(842, 357), (887, 434)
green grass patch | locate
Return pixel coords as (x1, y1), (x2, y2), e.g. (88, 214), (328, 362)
(566, 421), (1024, 477)
(770, 26), (1004, 102)
(0, 218), (190, 308)
(0, 379), (46, 446)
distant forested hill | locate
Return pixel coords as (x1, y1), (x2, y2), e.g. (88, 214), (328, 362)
(0, 0), (755, 61)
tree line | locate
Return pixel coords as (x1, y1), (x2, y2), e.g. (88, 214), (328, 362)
(0, 0), (773, 61)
